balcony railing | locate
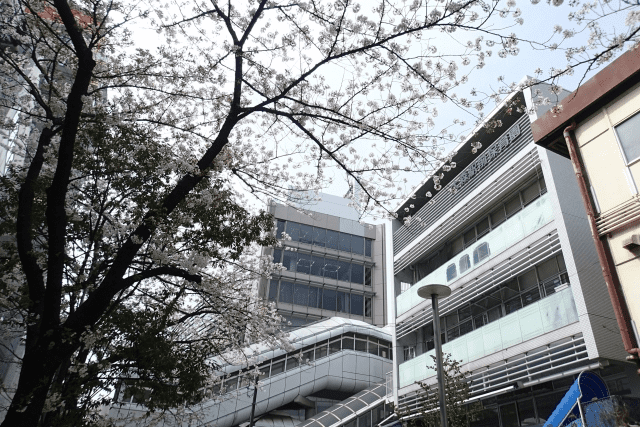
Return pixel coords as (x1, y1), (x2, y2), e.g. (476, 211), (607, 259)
(397, 193), (554, 316)
(398, 286), (578, 388)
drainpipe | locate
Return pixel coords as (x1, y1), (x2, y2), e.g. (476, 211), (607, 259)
(563, 123), (640, 374)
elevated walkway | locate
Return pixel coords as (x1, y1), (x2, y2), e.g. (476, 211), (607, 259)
(110, 318), (393, 427)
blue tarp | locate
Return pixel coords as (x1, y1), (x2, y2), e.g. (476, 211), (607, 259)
(543, 372), (610, 427)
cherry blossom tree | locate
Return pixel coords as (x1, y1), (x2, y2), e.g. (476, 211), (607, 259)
(0, 0), (638, 425)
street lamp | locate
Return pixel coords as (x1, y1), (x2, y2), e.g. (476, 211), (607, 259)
(417, 284), (452, 427)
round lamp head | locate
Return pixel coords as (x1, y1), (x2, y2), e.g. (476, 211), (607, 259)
(417, 284), (451, 300)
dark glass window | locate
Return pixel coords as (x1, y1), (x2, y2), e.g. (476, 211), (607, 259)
(464, 228), (477, 247)
(446, 263), (457, 281)
(500, 403), (519, 427)
(313, 227), (326, 247)
(279, 281), (293, 304)
(451, 235), (464, 256)
(302, 347), (315, 362)
(351, 235), (364, 255)
(537, 257), (559, 281)
(337, 260), (351, 282)
(505, 297), (522, 314)
(271, 360), (285, 376)
(225, 376), (238, 392)
(324, 259), (339, 279)
(287, 222), (301, 241)
(615, 112), (640, 163)
(365, 297), (372, 317)
(459, 254), (471, 274)
(273, 248), (282, 263)
(322, 288), (337, 311)
(473, 242), (490, 264)
(459, 319), (473, 335)
(518, 270), (538, 291)
(268, 280), (278, 301)
(299, 224), (313, 244)
(355, 338), (367, 352)
(368, 342), (379, 356)
(294, 283), (309, 306)
(326, 230), (339, 249)
(286, 355), (299, 371)
(359, 412), (372, 427)
(505, 194), (522, 217)
(310, 255), (324, 276)
(308, 287), (320, 308)
(315, 342), (328, 359)
(517, 399), (536, 426)
(276, 220), (286, 239)
(521, 286), (541, 307)
(337, 291), (349, 313)
(351, 263), (364, 284)
(522, 181), (540, 205)
(296, 253), (312, 274)
(476, 217), (490, 237)
(364, 267), (372, 286)
(339, 233), (351, 252)
(365, 239), (372, 257)
(490, 206), (506, 227)
(282, 250), (297, 272)
(351, 294), (364, 316)
(329, 339), (341, 354)
(539, 176), (547, 194)
(342, 336), (354, 350)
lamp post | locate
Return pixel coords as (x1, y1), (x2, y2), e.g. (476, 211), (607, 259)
(417, 284), (452, 427)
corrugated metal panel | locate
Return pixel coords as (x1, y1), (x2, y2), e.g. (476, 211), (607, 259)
(393, 115), (534, 256)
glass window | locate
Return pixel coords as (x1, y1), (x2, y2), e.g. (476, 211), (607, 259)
(279, 281), (294, 304)
(351, 263), (364, 284)
(310, 255), (324, 276)
(518, 269), (538, 291)
(342, 335), (355, 350)
(500, 403), (519, 427)
(364, 267), (372, 286)
(368, 341), (379, 356)
(476, 217), (490, 237)
(313, 227), (326, 247)
(299, 224), (313, 244)
(365, 239), (372, 257)
(459, 319), (473, 336)
(521, 286), (541, 307)
(273, 248), (282, 264)
(490, 205), (506, 227)
(356, 338), (368, 352)
(469, 407), (499, 427)
(337, 260), (351, 282)
(225, 376), (238, 392)
(308, 287), (321, 308)
(557, 254), (566, 272)
(294, 283), (309, 306)
(517, 399), (536, 426)
(615, 112), (640, 163)
(286, 355), (299, 371)
(459, 305), (472, 321)
(337, 291), (349, 313)
(324, 259), (339, 279)
(522, 181), (540, 205)
(473, 313), (486, 329)
(326, 230), (339, 250)
(505, 296), (522, 314)
(268, 280), (278, 301)
(351, 294), (364, 316)
(403, 346), (415, 360)
(459, 254), (471, 274)
(464, 228), (477, 247)
(339, 233), (351, 252)
(351, 235), (364, 255)
(539, 176), (547, 194)
(446, 263), (457, 281)
(451, 235), (464, 256)
(271, 359), (285, 376)
(487, 306), (502, 323)
(473, 242), (490, 264)
(315, 342), (328, 359)
(323, 288), (337, 311)
(505, 194), (522, 217)
(365, 297), (372, 317)
(282, 250), (297, 272)
(287, 222), (301, 242)
(296, 253), (312, 274)
(329, 339), (341, 354)
(302, 347), (315, 363)
(537, 257), (559, 281)
(358, 412), (372, 427)
(276, 220), (286, 239)
(258, 364), (270, 380)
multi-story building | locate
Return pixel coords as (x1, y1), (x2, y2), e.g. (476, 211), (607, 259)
(390, 82), (640, 427)
(532, 49), (640, 372)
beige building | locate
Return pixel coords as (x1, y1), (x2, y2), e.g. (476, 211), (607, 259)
(532, 49), (640, 372)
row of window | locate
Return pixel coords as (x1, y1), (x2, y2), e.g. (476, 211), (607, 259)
(405, 255), (568, 358)
(341, 402), (392, 427)
(273, 249), (372, 286)
(269, 279), (373, 317)
(211, 333), (392, 395)
(277, 220), (373, 257)
(415, 176), (547, 280)
(446, 242), (491, 282)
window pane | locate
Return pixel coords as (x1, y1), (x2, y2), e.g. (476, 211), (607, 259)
(279, 281), (293, 304)
(446, 263), (457, 281)
(537, 257), (559, 281)
(505, 194), (522, 217)
(313, 227), (326, 247)
(539, 176), (547, 194)
(473, 242), (490, 264)
(358, 412), (371, 427)
(324, 259), (339, 279)
(616, 112), (640, 163)
(342, 336), (354, 350)
(310, 255), (324, 277)
(476, 217), (490, 237)
(500, 403), (519, 427)
(294, 283), (309, 306)
(273, 248), (282, 264)
(490, 206), (506, 227)
(356, 339), (367, 352)
(505, 297), (522, 314)
(365, 239), (372, 257)
(271, 360), (285, 376)
(337, 291), (349, 313)
(339, 233), (351, 252)
(521, 286), (541, 307)
(338, 260), (351, 282)
(329, 339), (341, 354)
(296, 253), (312, 274)
(459, 319), (473, 336)
(282, 251), (297, 272)
(522, 181), (540, 205)
(518, 269), (538, 291)
(351, 235), (364, 255)
(308, 287), (320, 308)
(464, 228), (477, 246)
(323, 288), (337, 311)
(315, 343), (328, 359)
(302, 348), (315, 363)
(326, 230), (339, 250)
(287, 222), (301, 242)
(299, 224), (313, 244)
(364, 267), (372, 286)
(268, 280), (278, 301)
(286, 355), (299, 371)
(368, 342), (379, 356)
(557, 254), (567, 272)
(517, 399), (536, 425)
(365, 297), (372, 317)
(276, 220), (286, 239)
(459, 254), (471, 273)
(451, 235), (464, 256)
(351, 294), (364, 316)
(351, 263), (364, 284)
